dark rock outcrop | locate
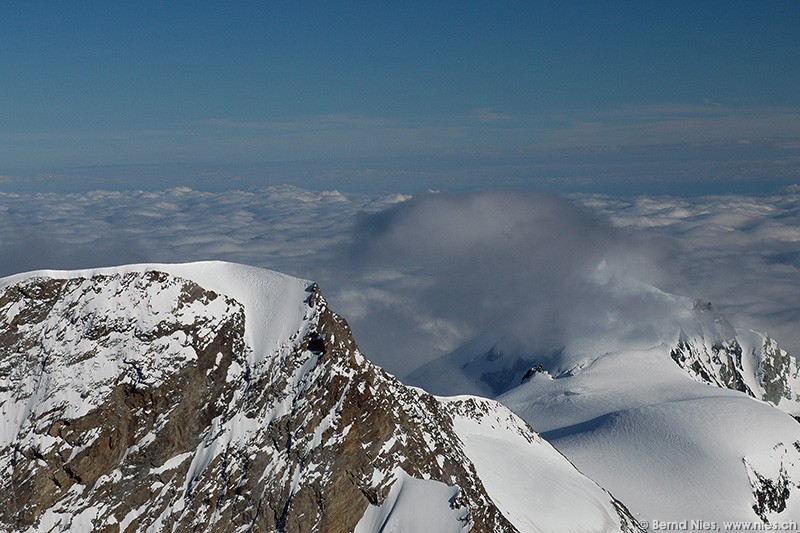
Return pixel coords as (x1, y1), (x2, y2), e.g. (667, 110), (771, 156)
(0, 266), (642, 532)
(669, 301), (800, 414)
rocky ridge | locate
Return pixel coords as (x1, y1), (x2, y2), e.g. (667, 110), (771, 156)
(670, 301), (800, 415)
(0, 263), (641, 532)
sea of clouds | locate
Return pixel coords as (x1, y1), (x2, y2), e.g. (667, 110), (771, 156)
(1, 184), (797, 376)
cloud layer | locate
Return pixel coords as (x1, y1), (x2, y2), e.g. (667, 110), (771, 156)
(0, 185), (798, 376)
(579, 191), (800, 359)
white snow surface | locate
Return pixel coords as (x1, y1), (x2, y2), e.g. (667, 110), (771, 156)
(499, 343), (800, 525)
(441, 396), (633, 533)
(354, 468), (470, 533)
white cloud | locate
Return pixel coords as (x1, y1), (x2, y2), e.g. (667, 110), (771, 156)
(0, 185), (798, 377)
(322, 191), (690, 373)
(0, 185), (375, 280)
(574, 190), (800, 359)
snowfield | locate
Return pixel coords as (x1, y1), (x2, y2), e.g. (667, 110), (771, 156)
(442, 396), (635, 532)
(354, 468), (470, 533)
(499, 343), (800, 525)
(406, 283), (800, 526)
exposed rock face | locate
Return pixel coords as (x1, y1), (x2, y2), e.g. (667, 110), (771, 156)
(0, 271), (249, 531)
(743, 442), (800, 522)
(0, 265), (641, 532)
(669, 301), (800, 415)
(670, 332), (753, 396)
(759, 337), (800, 408)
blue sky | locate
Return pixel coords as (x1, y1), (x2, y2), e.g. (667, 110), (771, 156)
(1, 1), (799, 194)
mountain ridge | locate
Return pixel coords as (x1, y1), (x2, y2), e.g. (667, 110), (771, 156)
(406, 289), (800, 524)
(0, 262), (641, 532)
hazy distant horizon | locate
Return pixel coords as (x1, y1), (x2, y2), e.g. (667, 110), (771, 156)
(3, 137), (798, 198)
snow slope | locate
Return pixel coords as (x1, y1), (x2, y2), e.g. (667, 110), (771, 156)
(354, 468), (470, 533)
(499, 343), (800, 525)
(406, 290), (800, 525)
(442, 396), (637, 533)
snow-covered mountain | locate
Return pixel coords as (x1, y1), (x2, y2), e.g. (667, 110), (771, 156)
(0, 262), (641, 532)
(671, 300), (800, 416)
(499, 344), (800, 526)
(409, 298), (800, 415)
(407, 297), (800, 526)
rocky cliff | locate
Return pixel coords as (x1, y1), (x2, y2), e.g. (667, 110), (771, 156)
(0, 262), (641, 532)
(670, 301), (800, 415)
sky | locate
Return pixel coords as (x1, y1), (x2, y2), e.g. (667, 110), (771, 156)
(1, 1), (799, 194)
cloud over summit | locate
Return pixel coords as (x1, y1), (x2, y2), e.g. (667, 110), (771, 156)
(329, 191), (685, 373)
